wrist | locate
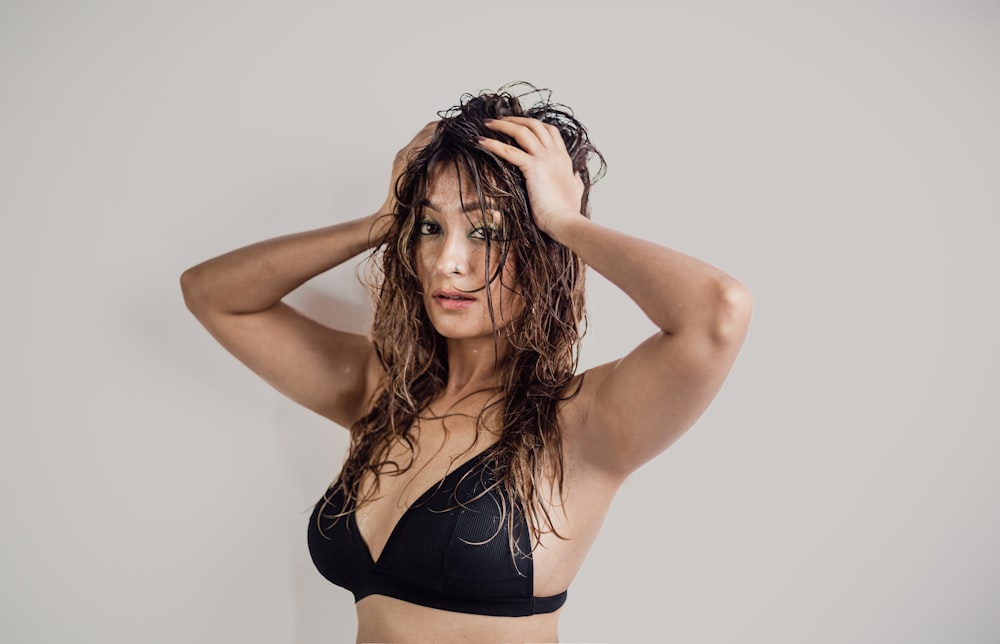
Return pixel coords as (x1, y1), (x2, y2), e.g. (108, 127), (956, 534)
(539, 209), (586, 245)
(365, 211), (394, 248)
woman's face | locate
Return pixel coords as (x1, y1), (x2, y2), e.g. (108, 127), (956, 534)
(414, 165), (525, 342)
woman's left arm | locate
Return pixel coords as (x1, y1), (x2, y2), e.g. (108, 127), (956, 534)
(480, 117), (753, 479)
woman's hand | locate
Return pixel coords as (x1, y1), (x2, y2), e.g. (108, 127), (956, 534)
(378, 120), (439, 218)
(477, 116), (584, 236)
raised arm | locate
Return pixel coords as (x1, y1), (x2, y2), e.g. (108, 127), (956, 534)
(180, 122), (437, 428)
(478, 117), (753, 478)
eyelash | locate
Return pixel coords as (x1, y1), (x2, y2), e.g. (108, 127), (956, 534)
(470, 225), (505, 241)
(418, 220), (441, 236)
(418, 220), (505, 241)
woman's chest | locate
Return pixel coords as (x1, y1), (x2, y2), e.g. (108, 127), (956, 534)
(354, 437), (501, 563)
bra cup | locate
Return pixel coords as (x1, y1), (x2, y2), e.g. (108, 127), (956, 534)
(306, 449), (565, 616)
(380, 457), (534, 600)
(443, 491), (534, 599)
(308, 496), (370, 588)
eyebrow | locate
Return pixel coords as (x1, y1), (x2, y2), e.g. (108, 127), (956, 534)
(420, 199), (501, 215)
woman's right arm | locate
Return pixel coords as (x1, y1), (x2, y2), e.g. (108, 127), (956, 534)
(181, 122), (434, 428)
(180, 213), (385, 429)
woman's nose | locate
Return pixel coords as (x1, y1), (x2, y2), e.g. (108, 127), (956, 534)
(436, 234), (472, 276)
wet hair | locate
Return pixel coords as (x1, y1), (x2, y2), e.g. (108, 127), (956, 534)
(325, 82), (605, 555)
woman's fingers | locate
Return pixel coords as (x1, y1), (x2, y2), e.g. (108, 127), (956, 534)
(398, 121), (438, 161)
(414, 120), (439, 143)
(477, 116), (583, 234)
(482, 117), (573, 168)
(381, 121), (439, 216)
(483, 117), (551, 154)
(498, 116), (567, 152)
(474, 135), (532, 168)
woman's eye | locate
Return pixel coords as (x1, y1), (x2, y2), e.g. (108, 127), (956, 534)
(470, 225), (504, 241)
(418, 221), (441, 235)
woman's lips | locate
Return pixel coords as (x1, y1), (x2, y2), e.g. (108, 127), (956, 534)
(433, 290), (476, 311)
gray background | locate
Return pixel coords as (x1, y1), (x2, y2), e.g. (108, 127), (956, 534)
(2, 1), (998, 642)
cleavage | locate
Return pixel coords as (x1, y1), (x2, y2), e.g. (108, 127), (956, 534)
(353, 429), (498, 562)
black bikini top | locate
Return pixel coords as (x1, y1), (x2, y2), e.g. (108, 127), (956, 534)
(307, 445), (567, 617)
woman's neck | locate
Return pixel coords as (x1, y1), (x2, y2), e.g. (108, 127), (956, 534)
(443, 335), (508, 396)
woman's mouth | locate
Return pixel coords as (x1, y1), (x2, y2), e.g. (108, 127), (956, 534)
(433, 290), (476, 311)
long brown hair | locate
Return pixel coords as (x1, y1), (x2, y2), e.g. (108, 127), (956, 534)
(329, 83), (605, 554)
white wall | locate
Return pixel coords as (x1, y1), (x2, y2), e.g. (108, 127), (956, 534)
(2, 1), (998, 642)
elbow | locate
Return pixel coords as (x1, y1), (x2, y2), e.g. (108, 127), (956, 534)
(706, 278), (753, 348)
(179, 264), (208, 314)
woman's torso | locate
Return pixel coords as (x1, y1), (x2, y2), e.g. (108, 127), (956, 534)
(310, 385), (621, 642)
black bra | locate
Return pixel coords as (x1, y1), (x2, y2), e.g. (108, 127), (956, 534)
(307, 445), (567, 617)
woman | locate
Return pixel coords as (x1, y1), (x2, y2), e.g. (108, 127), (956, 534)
(181, 84), (752, 643)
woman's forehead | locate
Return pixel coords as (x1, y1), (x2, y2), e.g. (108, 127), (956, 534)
(423, 166), (502, 217)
